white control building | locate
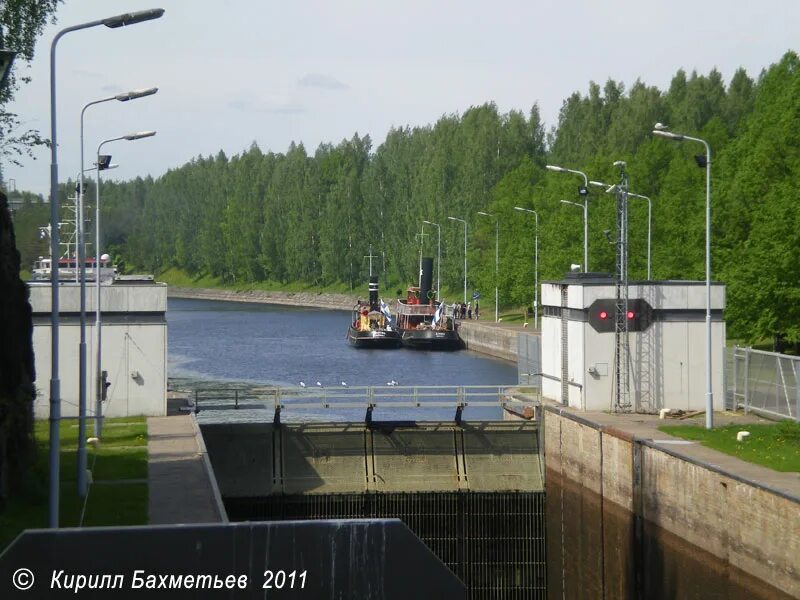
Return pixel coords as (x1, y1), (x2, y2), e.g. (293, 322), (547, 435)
(29, 278), (167, 419)
(540, 273), (726, 413)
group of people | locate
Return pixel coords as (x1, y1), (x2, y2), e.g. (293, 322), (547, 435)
(452, 301), (479, 320)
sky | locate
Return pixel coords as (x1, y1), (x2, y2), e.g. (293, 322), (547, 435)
(4, 0), (799, 196)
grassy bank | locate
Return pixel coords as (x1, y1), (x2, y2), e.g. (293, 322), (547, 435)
(659, 421), (800, 472)
(0, 417), (148, 552)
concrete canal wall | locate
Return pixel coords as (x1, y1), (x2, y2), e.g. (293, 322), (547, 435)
(168, 286), (356, 311)
(457, 320), (520, 362)
(544, 406), (799, 598)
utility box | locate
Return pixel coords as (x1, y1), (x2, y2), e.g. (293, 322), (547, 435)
(540, 273), (726, 413)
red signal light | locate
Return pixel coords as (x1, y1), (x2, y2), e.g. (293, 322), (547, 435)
(599, 310), (608, 320)
(627, 310), (635, 320)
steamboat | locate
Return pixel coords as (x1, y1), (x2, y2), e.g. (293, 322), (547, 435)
(394, 257), (463, 350)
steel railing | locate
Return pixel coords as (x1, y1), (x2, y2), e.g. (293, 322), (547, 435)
(187, 384), (541, 422)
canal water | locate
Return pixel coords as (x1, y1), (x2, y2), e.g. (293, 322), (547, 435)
(167, 297), (517, 421)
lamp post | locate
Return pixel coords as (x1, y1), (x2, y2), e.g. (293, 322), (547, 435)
(477, 211), (498, 322)
(514, 207), (539, 329)
(47, 7), (164, 529)
(589, 181), (653, 280)
(628, 192), (652, 280)
(560, 199), (588, 271)
(447, 216), (467, 303)
(422, 220), (440, 300)
(94, 131), (156, 440)
(547, 165), (589, 271)
(77, 88), (157, 498)
(653, 123), (713, 429)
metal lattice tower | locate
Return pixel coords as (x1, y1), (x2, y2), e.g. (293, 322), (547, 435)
(613, 162), (632, 411)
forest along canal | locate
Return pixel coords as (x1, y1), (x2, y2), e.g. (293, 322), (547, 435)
(167, 297), (518, 421)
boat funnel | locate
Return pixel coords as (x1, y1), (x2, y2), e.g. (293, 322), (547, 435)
(420, 257), (434, 303)
(369, 276), (379, 310)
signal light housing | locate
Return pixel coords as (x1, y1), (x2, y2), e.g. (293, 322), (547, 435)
(588, 299), (653, 333)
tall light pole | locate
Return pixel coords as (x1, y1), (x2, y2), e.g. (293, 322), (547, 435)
(477, 211), (498, 322)
(628, 192), (652, 280)
(653, 122), (714, 429)
(76, 88), (157, 497)
(47, 7), (164, 529)
(95, 131), (156, 439)
(447, 216), (467, 303)
(589, 181), (653, 280)
(560, 199), (588, 271)
(547, 165), (589, 271)
(422, 220), (440, 300)
(514, 206), (539, 329)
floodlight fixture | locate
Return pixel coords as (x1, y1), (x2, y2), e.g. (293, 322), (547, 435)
(115, 87), (158, 102)
(103, 9), (165, 28)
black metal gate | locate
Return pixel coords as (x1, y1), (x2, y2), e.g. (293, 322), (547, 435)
(227, 491), (547, 600)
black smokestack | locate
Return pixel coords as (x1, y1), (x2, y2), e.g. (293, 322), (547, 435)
(369, 276), (379, 310)
(420, 257), (433, 303)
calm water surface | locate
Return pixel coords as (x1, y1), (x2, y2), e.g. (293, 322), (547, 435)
(168, 297), (517, 421)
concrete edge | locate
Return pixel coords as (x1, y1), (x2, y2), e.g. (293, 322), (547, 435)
(190, 413), (229, 523)
(543, 404), (800, 505)
(168, 287), (353, 312)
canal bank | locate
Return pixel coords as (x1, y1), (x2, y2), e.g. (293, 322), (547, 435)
(544, 404), (799, 599)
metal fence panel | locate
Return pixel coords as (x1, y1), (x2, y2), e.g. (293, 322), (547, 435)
(517, 333), (541, 389)
(728, 346), (800, 421)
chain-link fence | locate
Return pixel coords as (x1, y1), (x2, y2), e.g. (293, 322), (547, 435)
(727, 346), (800, 421)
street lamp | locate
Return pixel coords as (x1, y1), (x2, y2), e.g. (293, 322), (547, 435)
(653, 122), (714, 429)
(94, 131), (156, 440)
(422, 220), (441, 300)
(477, 211), (499, 322)
(514, 207), (539, 329)
(47, 6), (164, 529)
(627, 192), (652, 280)
(560, 199), (588, 271)
(547, 164), (590, 271)
(447, 216), (467, 303)
(589, 181), (653, 280)
(77, 88), (157, 498)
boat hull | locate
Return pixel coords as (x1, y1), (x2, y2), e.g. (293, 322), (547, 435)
(400, 329), (464, 350)
(347, 327), (403, 349)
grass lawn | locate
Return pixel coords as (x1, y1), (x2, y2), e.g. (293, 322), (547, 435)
(0, 417), (149, 553)
(659, 421), (800, 472)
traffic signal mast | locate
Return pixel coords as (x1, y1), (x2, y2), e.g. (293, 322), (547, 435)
(614, 162), (631, 411)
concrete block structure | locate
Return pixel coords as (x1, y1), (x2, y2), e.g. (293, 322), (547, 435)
(540, 273), (726, 412)
(29, 278), (167, 418)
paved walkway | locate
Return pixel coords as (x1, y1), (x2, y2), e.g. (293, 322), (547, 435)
(546, 402), (800, 500)
(147, 414), (226, 524)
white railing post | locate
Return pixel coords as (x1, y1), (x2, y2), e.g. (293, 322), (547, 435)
(744, 348), (750, 414)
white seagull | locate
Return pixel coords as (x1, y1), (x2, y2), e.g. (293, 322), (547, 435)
(341, 381), (348, 387)
(299, 382), (306, 388)
(316, 381), (323, 387)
